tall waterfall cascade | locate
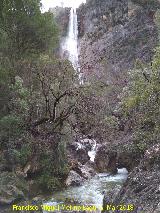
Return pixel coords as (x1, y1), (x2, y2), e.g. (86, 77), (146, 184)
(61, 7), (83, 83)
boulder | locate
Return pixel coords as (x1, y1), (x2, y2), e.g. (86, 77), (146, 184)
(75, 161), (96, 179)
(117, 151), (140, 171)
(94, 145), (117, 174)
(67, 142), (90, 165)
(80, 163), (96, 179)
(65, 170), (85, 187)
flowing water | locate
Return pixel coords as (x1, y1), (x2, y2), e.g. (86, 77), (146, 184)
(43, 7), (128, 212)
(43, 140), (127, 212)
(61, 8), (79, 69)
(43, 169), (128, 212)
(61, 7), (83, 83)
(88, 140), (97, 162)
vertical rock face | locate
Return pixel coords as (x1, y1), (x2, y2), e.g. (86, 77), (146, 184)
(77, 0), (159, 84)
(94, 145), (117, 174)
(77, 0), (128, 37)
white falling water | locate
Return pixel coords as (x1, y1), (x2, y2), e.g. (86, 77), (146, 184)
(61, 7), (83, 83)
(88, 139), (97, 162)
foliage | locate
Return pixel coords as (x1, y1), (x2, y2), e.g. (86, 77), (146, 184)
(0, 75), (30, 149)
(24, 56), (79, 135)
(74, 79), (119, 142)
(0, 56), (76, 188)
(17, 143), (32, 166)
(0, 0), (59, 60)
(118, 49), (160, 151)
(37, 140), (69, 190)
(0, 0), (71, 192)
(0, 115), (24, 149)
(131, 0), (160, 9)
(0, 0), (59, 122)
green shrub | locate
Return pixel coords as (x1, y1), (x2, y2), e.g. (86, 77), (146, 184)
(0, 115), (24, 148)
(37, 141), (69, 191)
(118, 48), (160, 151)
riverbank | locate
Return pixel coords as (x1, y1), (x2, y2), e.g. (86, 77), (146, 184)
(103, 144), (160, 213)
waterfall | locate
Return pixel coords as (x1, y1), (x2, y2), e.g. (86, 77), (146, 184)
(61, 7), (83, 83)
(88, 140), (97, 162)
(61, 8), (78, 69)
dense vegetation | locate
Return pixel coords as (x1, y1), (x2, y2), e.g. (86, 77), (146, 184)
(0, 0), (159, 195)
(120, 55), (160, 149)
(0, 0), (108, 191)
(0, 0), (74, 190)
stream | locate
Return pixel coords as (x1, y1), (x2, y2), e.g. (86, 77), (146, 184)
(43, 140), (128, 212)
(43, 168), (128, 212)
(44, 5), (128, 212)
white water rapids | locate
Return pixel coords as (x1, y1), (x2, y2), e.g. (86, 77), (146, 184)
(43, 169), (128, 212)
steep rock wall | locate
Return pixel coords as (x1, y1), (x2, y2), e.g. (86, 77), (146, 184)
(77, 0), (159, 84)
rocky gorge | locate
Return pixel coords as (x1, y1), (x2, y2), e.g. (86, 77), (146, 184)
(0, 0), (160, 213)
(76, 0), (160, 212)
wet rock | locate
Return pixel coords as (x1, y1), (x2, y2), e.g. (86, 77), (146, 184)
(65, 170), (85, 186)
(102, 188), (120, 212)
(82, 165), (96, 179)
(68, 157), (96, 180)
(117, 151), (140, 172)
(67, 142), (90, 165)
(79, 138), (96, 151)
(94, 145), (117, 174)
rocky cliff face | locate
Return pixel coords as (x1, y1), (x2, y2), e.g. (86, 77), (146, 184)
(77, 0), (159, 84)
(77, 1), (160, 212)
